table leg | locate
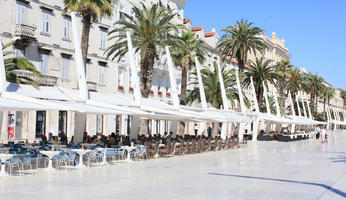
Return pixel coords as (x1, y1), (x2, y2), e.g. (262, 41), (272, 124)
(126, 150), (131, 160)
(76, 154), (86, 168)
(0, 164), (8, 176)
(46, 158), (55, 170)
(102, 151), (108, 165)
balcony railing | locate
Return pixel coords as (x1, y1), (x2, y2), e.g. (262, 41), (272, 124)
(12, 24), (36, 38)
(12, 71), (57, 86)
(87, 81), (97, 91)
(153, 61), (168, 71)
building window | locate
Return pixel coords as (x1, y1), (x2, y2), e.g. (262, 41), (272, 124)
(41, 10), (51, 33)
(126, 115), (132, 136)
(35, 111), (46, 138)
(156, 120), (160, 134)
(118, 68), (124, 86)
(63, 17), (71, 40)
(100, 29), (107, 49)
(61, 56), (70, 81)
(164, 120), (168, 132)
(96, 115), (103, 134)
(15, 49), (24, 57)
(99, 65), (106, 85)
(16, 3), (27, 25)
(39, 53), (49, 75)
(58, 111), (67, 136)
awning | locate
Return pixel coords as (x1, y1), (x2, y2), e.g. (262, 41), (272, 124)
(47, 100), (136, 115)
(0, 97), (54, 111)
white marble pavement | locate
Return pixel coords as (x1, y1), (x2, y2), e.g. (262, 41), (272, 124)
(0, 130), (346, 200)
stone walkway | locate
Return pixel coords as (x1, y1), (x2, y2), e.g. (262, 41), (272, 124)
(1, 131), (346, 200)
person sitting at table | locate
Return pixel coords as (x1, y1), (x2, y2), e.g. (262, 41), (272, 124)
(41, 134), (48, 143)
(83, 132), (90, 143)
(60, 131), (68, 145)
(115, 133), (121, 145)
(108, 133), (116, 146)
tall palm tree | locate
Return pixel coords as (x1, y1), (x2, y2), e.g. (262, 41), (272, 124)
(243, 57), (278, 108)
(2, 41), (42, 86)
(187, 62), (249, 137)
(274, 59), (292, 108)
(106, 3), (181, 97)
(218, 19), (267, 72)
(170, 31), (205, 105)
(286, 67), (305, 102)
(63, 0), (113, 71)
(305, 73), (324, 105)
(106, 3), (181, 135)
(340, 90), (346, 109)
(320, 86), (334, 117)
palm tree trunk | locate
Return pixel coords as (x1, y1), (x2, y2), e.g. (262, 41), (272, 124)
(256, 86), (263, 108)
(238, 59), (245, 72)
(139, 45), (155, 136)
(280, 81), (285, 108)
(180, 64), (188, 105)
(81, 15), (91, 73)
(323, 99), (326, 119)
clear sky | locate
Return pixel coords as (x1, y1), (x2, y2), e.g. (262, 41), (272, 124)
(184, 0), (346, 90)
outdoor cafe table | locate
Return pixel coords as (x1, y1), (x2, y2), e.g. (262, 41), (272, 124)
(39, 150), (61, 170)
(72, 149), (92, 168)
(0, 154), (13, 176)
(121, 146), (137, 161)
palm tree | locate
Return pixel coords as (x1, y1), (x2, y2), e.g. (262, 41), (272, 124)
(106, 3), (181, 97)
(305, 73), (324, 105)
(274, 59), (292, 108)
(340, 90), (346, 109)
(320, 86), (334, 118)
(243, 57), (278, 108)
(63, 0), (113, 71)
(286, 67), (305, 102)
(170, 31), (205, 105)
(187, 62), (249, 137)
(2, 41), (42, 86)
(218, 19), (267, 72)
(106, 3), (181, 135)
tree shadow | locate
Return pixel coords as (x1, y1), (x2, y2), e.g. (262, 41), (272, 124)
(330, 156), (346, 163)
(208, 173), (346, 198)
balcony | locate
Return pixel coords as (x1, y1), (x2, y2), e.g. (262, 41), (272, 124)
(87, 81), (97, 91)
(12, 24), (36, 38)
(153, 61), (168, 71)
(12, 71), (57, 86)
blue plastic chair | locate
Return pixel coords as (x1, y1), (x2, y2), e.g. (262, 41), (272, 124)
(5, 154), (22, 175)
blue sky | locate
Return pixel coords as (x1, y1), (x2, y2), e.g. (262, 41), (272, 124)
(184, 0), (346, 89)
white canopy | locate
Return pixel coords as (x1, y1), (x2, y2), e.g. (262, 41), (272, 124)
(0, 97), (54, 111)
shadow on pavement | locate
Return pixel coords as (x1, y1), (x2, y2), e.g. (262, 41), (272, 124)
(208, 173), (346, 198)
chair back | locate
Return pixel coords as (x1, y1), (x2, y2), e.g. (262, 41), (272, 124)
(170, 141), (175, 153)
(9, 154), (21, 164)
(153, 141), (160, 155)
(22, 154), (32, 163)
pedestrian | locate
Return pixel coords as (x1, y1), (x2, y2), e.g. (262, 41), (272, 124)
(194, 123), (198, 136)
(321, 126), (327, 143)
(315, 125), (321, 139)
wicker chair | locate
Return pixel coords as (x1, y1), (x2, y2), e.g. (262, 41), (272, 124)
(143, 142), (151, 159)
(211, 138), (218, 151)
(150, 141), (160, 158)
(191, 140), (196, 154)
(159, 140), (171, 156)
(206, 138), (212, 151)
